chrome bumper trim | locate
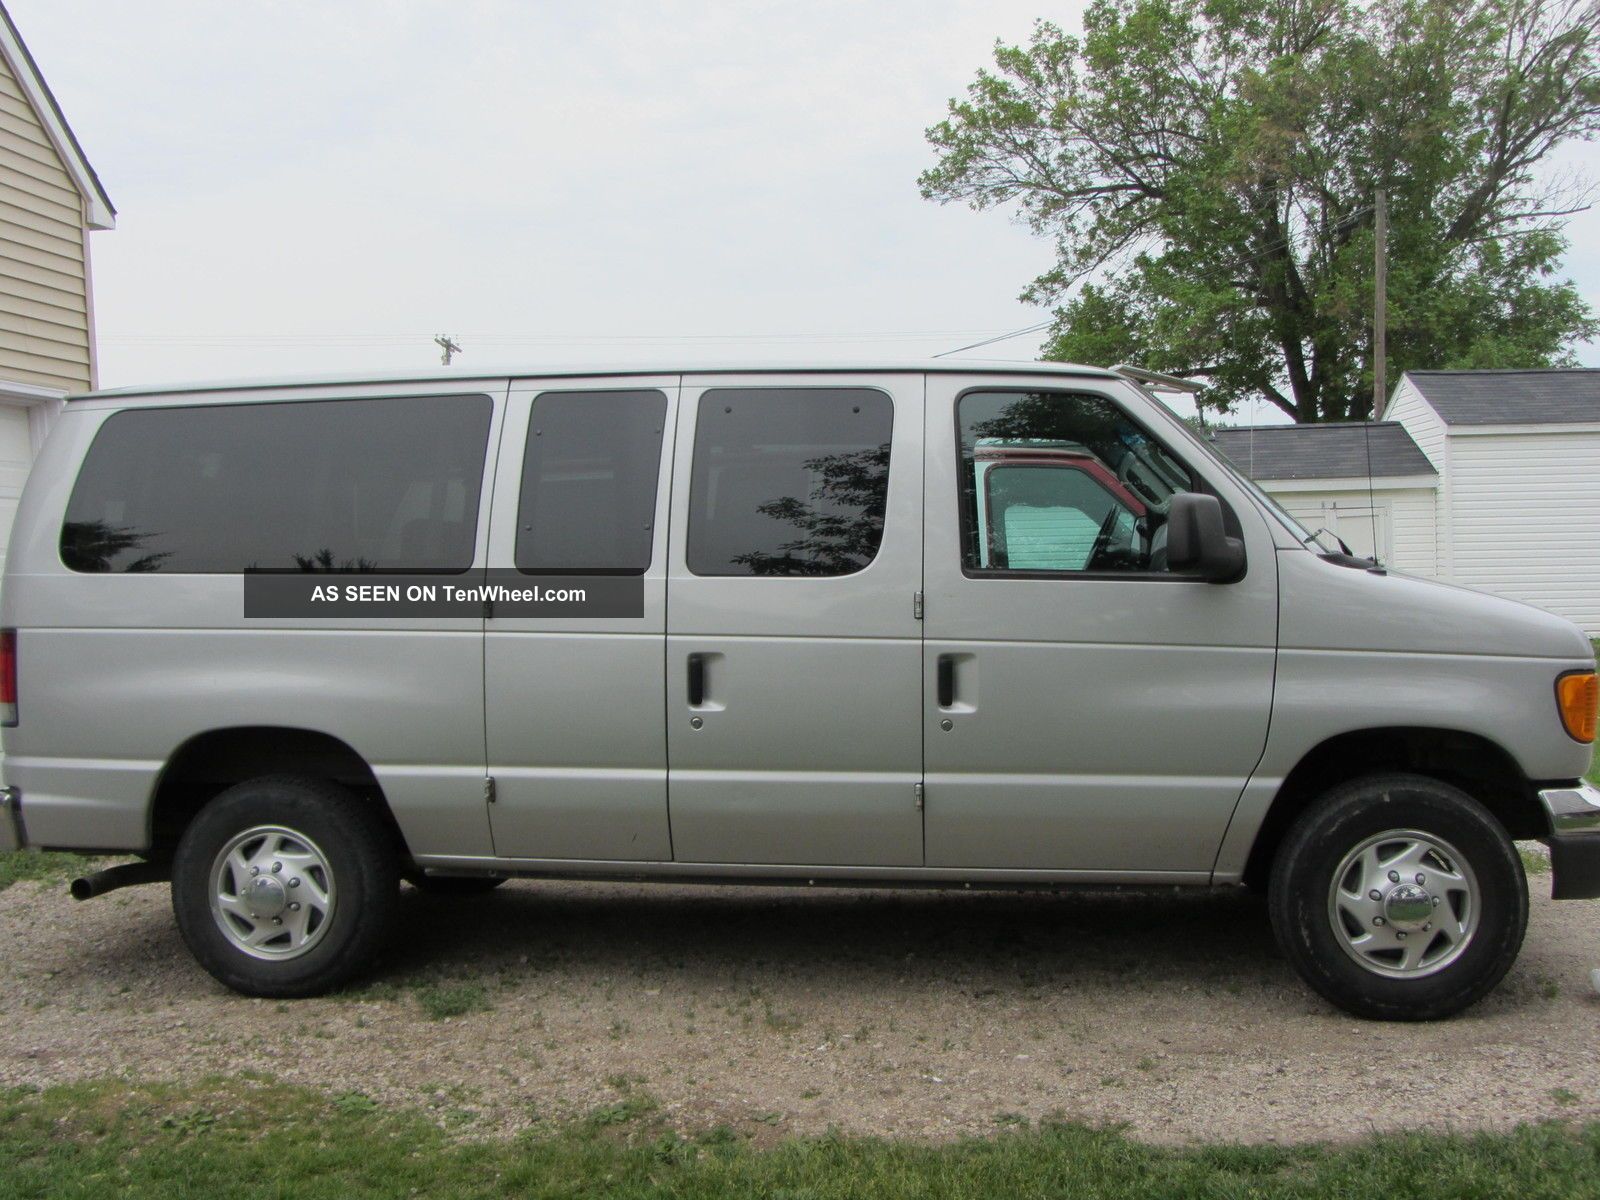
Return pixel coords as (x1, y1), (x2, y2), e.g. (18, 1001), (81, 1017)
(0, 785), (22, 852)
(1539, 780), (1600, 836)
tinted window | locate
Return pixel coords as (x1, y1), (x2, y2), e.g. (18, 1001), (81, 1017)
(61, 394), (493, 573)
(516, 390), (667, 574)
(688, 388), (892, 577)
(959, 391), (1194, 575)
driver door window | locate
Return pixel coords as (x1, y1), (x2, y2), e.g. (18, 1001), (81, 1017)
(959, 390), (1194, 575)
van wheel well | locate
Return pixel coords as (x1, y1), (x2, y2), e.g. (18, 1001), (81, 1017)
(148, 727), (407, 862)
(1241, 728), (1543, 892)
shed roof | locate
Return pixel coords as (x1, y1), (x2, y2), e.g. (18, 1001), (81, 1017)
(1209, 422), (1436, 481)
(1403, 368), (1600, 426)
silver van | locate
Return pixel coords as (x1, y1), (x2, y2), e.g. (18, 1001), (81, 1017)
(2, 361), (1596, 1020)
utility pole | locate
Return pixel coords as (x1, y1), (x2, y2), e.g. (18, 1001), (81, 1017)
(434, 335), (462, 366)
(1372, 189), (1387, 421)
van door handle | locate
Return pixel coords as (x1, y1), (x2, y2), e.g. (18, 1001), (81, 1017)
(936, 655), (955, 708)
(687, 653), (706, 707)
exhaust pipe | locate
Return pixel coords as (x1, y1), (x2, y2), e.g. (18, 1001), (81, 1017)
(70, 860), (169, 901)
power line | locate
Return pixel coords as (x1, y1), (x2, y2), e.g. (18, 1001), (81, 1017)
(931, 321), (1054, 358)
(97, 327), (1039, 348)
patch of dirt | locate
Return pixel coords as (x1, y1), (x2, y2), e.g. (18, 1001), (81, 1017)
(2, 872), (1598, 1144)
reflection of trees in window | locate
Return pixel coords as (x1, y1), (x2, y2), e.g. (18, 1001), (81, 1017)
(967, 392), (1126, 455)
(293, 549), (378, 573)
(732, 443), (890, 576)
(59, 521), (170, 573)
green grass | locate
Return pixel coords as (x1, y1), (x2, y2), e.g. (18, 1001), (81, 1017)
(0, 849), (95, 891)
(413, 981), (491, 1021)
(5, 1078), (1600, 1199)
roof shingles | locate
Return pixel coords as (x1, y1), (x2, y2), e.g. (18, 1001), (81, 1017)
(1404, 368), (1600, 426)
(1209, 422), (1436, 481)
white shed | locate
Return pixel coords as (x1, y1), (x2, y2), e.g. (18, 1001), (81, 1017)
(1212, 369), (1600, 634)
(1209, 422), (1439, 569)
(1385, 369), (1600, 633)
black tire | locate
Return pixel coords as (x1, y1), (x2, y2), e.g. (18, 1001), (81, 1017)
(171, 776), (399, 998)
(1268, 773), (1527, 1021)
(405, 873), (507, 897)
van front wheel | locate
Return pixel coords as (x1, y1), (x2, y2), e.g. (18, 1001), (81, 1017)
(1268, 773), (1527, 1020)
(171, 777), (399, 997)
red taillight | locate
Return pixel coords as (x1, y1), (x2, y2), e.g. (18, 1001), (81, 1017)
(0, 628), (16, 727)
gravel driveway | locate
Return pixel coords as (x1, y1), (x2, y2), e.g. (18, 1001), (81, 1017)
(2, 867), (1598, 1145)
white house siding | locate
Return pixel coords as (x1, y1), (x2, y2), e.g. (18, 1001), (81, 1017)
(1266, 479), (1438, 575)
(1445, 428), (1600, 633)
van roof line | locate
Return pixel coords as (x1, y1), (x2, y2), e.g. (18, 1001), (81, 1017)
(68, 358), (1121, 402)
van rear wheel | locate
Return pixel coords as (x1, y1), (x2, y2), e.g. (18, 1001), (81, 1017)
(1267, 773), (1527, 1020)
(171, 777), (398, 997)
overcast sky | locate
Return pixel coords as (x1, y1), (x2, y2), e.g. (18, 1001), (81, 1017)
(12, 0), (1600, 425)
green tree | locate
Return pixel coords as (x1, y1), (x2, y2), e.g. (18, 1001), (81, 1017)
(920, 0), (1600, 421)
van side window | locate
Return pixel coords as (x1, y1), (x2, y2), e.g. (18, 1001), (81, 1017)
(958, 390), (1195, 575)
(60, 394), (493, 574)
(516, 390), (668, 575)
(688, 388), (892, 577)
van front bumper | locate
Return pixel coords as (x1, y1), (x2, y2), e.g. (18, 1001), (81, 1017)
(1539, 781), (1600, 900)
(0, 786), (22, 852)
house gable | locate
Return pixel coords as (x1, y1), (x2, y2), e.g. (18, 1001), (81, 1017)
(0, 2), (112, 229)
(0, 1), (111, 394)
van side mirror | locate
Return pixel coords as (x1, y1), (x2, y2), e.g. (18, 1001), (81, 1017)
(1165, 492), (1245, 582)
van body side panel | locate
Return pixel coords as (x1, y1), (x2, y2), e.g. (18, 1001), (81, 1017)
(920, 374), (1280, 872)
(1, 385), (505, 856)
(483, 377), (679, 861)
(1210, 548), (1598, 880)
(664, 374), (925, 867)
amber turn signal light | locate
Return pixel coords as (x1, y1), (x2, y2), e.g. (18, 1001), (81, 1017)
(1558, 671), (1599, 743)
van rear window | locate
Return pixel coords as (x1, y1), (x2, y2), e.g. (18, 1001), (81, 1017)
(60, 394), (493, 574)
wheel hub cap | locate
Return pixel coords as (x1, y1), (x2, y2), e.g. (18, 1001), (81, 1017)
(1327, 828), (1480, 980)
(247, 875), (288, 919)
(208, 825), (336, 961)
(1382, 882), (1434, 930)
